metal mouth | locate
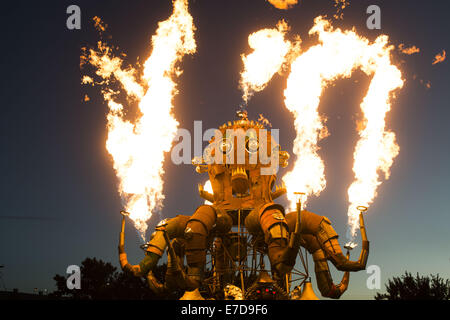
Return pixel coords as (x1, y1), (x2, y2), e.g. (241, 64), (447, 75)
(231, 166), (248, 179)
(231, 166), (249, 195)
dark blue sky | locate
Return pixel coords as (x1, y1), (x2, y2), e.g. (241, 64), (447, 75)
(0, 0), (449, 299)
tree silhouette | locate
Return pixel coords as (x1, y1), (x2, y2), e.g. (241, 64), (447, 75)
(50, 257), (171, 300)
(375, 271), (450, 300)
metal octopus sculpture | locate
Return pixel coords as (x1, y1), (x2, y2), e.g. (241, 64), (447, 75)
(118, 111), (369, 300)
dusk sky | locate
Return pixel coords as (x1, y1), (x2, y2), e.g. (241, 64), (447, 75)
(1, 0), (449, 300)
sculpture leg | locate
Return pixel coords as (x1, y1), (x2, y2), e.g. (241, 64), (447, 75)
(258, 208), (291, 276)
(184, 205), (217, 290)
(140, 215), (190, 275)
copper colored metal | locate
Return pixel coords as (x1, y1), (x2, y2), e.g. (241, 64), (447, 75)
(117, 115), (371, 300)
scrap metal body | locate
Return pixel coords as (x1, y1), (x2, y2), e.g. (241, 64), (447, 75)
(118, 113), (369, 299)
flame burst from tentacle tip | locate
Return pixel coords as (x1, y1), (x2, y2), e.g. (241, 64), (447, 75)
(267, 0), (299, 10)
(82, 0), (196, 241)
(281, 16), (403, 241)
(203, 180), (213, 205)
(239, 20), (296, 105)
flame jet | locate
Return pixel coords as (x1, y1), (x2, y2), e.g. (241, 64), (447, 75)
(281, 16), (403, 240)
(83, 0), (196, 240)
(239, 20), (295, 105)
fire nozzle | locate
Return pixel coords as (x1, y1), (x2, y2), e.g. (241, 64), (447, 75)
(118, 211), (131, 270)
(356, 206), (369, 269)
(357, 206), (368, 242)
(342, 206), (370, 271)
(344, 243), (355, 256)
(289, 192), (305, 249)
(339, 205), (369, 272)
(344, 244), (353, 251)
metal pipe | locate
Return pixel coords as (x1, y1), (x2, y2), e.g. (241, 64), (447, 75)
(356, 209), (369, 269)
(118, 211), (131, 270)
(162, 228), (182, 272)
(289, 192), (304, 250)
(238, 209), (245, 294)
(118, 211), (144, 277)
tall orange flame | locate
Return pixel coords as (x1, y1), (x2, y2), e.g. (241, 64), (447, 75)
(83, 0), (196, 241)
(239, 20), (294, 104)
(281, 17), (403, 241)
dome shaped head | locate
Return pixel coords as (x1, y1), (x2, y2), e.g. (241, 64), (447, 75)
(195, 116), (289, 197)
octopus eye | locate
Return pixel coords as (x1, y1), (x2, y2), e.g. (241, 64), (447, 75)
(245, 138), (259, 154)
(202, 144), (215, 163)
(219, 138), (233, 154)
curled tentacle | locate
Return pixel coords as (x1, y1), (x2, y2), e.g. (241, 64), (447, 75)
(118, 212), (190, 282)
(312, 247), (350, 299)
(286, 210), (370, 272)
(119, 212), (198, 293)
(284, 210), (369, 299)
(118, 211), (144, 277)
(316, 213), (369, 272)
(298, 234), (349, 299)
